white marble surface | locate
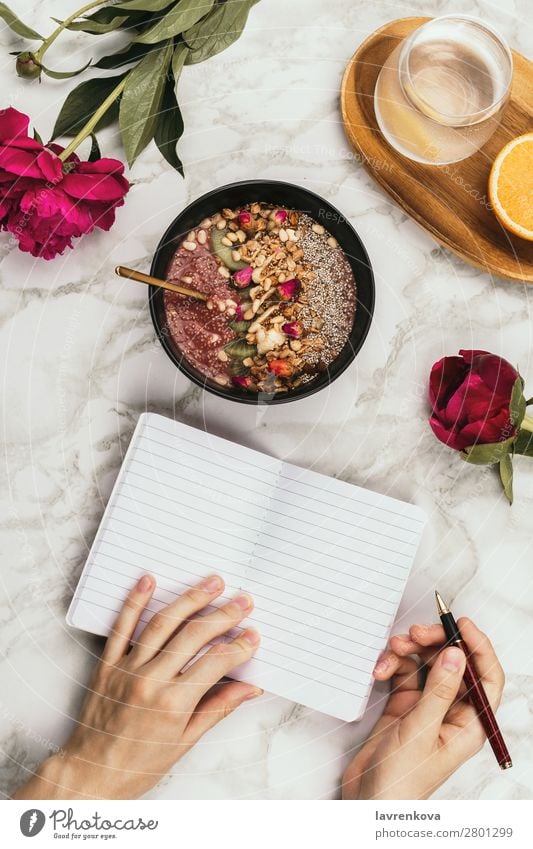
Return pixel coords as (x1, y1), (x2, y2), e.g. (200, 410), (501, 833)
(1, 0), (532, 800)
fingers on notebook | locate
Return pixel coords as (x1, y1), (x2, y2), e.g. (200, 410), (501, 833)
(182, 628), (261, 698)
(151, 592), (255, 675)
(103, 573), (156, 665)
(129, 575), (225, 666)
(373, 650), (403, 679)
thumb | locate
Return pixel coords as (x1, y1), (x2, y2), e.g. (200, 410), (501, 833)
(403, 646), (466, 743)
(183, 681), (263, 746)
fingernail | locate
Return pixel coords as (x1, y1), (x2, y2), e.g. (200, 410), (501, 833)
(201, 575), (223, 593)
(233, 593), (253, 611)
(244, 688), (263, 700)
(441, 647), (464, 671)
(137, 575), (153, 592)
(374, 656), (389, 674)
(241, 628), (260, 646)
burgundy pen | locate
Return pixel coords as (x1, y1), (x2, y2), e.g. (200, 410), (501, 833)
(435, 592), (512, 770)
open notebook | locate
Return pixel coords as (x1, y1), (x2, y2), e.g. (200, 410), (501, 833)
(67, 413), (426, 722)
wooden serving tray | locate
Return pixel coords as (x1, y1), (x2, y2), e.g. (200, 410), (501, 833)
(340, 17), (533, 282)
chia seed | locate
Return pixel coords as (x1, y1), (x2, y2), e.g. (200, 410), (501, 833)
(298, 214), (357, 370)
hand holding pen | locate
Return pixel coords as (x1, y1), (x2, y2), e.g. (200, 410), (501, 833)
(343, 614), (507, 800)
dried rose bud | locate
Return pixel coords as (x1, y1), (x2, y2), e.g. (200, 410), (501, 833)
(16, 52), (41, 80)
(233, 265), (253, 287)
(234, 304), (245, 321)
(282, 321), (303, 339)
(269, 359), (294, 377)
(277, 278), (301, 301)
(274, 209), (288, 224)
(238, 211), (253, 228)
(232, 375), (253, 389)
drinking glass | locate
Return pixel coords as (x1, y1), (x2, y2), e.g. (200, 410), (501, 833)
(373, 16), (513, 165)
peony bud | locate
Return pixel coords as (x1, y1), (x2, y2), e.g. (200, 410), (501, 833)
(232, 375), (253, 389)
(269, 359), (293, 377)
(277, 278), (301, 301)
(233, 265), (253, 287)
(238, 211), (253, 228)
(16, 52), (42, 80)
(282, 321), (303, 339)
(274, 209), (288, 224)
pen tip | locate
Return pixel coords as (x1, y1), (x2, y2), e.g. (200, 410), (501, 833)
(435, 590), (449, 615)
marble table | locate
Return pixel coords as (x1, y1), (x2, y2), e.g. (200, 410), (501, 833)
(1, 0), (532, 800)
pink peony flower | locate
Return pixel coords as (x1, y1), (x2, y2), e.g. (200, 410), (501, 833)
(238, 210), (252, 228)
(232, 265), (253, 287)
(277, 278), (301, 301)
(282, 320), (303, 338)
(0, 107), (129, 259)
(232, 374), (254, 389)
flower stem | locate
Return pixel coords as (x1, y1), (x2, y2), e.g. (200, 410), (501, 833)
(520, 413), (533, 433)
(58, 74), (129, 161)
(34, 0), (106, 63)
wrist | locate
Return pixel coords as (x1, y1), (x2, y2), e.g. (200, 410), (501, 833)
(12, 752), (80, 800)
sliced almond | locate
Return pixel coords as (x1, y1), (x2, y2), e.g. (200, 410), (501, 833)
(183, 241), (196, 251)
(217, 350), (229, 362)
(197, 229), (207, 245)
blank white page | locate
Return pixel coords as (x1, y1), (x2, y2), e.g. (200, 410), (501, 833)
(67, 413), (426, 722)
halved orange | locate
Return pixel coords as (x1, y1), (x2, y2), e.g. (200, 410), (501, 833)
(488, 133), (533, 241)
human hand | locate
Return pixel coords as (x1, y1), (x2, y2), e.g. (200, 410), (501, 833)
(342, 618), (505, 800)
(13, 574), (261, 800)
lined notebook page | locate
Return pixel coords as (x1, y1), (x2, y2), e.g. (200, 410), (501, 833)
(67, 413), (426, 722)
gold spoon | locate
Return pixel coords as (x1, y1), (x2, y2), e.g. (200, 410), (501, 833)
(114, 265), (207, 302)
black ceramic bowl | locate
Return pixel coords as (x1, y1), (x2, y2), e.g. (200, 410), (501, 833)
(150, 180), (374, 404)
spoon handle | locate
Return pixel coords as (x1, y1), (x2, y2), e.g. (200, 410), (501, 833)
(115, 265), (207, 302)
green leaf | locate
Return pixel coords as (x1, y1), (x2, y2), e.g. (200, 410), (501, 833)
(509, 376), (526, 428)
(33, 128), (43, 144)
(526, 397), (533, 406)
(460, 437), (516, 466)
(154, 69), (184, 176)
(183, 0), (259, 64)
(224, 339), (257, 360)
(171, 41), (188, 81)
(62, 15), (129, 34)
(499, 455), (514, 505)
(52, 72), (129, 138)
(0, 3), (43, 39)
(94, 41), (154, 70)
(513, 428), (533, 457)
(119, 39), (173, 166)
(114, 0), (175, 10)
(40, 58), (91, 80)
(134, 0), (215, 45)
(88, 132), (101, 162)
